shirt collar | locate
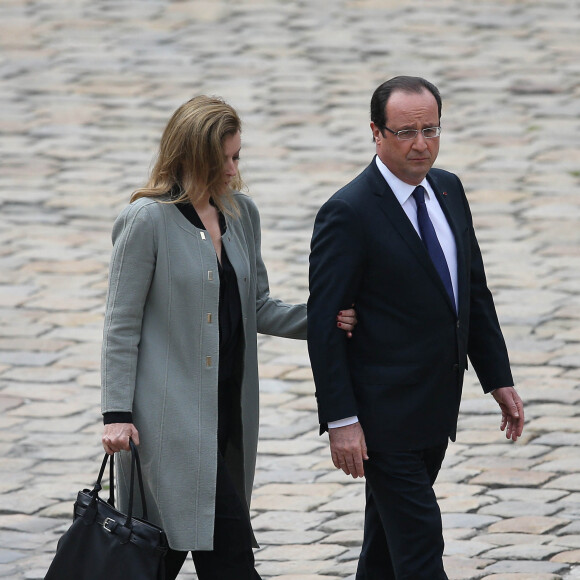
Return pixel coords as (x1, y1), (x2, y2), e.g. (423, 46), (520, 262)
(374, 155), (431, 205)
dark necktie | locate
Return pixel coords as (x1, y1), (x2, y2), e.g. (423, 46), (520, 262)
(412, 185), (455, 308)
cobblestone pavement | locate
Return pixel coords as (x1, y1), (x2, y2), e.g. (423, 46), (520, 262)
(1, 0), (579, 578)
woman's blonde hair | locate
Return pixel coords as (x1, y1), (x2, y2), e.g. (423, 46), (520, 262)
(131, 95), (244, 215)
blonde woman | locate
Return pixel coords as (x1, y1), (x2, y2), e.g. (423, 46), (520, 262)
(100, 96), (356, 580)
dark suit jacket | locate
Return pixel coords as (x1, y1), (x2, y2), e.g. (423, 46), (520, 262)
(307, 158), (513, 452)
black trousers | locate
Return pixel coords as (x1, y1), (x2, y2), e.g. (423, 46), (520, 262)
(165, 377), (261, 580)
(356, 443), (449, 580)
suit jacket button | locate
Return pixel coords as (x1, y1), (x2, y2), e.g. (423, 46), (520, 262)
(456, 320), (460, 328)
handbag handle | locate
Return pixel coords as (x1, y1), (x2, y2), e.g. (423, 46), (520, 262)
(92, 438), (148, 527)
(126, 438), (148, 522)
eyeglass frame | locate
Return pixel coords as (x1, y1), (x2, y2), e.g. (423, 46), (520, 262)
(382, 126), (442, 141)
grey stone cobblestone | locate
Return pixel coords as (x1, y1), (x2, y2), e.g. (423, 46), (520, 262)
(0, 0), (579, 578)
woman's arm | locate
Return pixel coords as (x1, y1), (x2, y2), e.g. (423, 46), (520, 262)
(237, 194), (357, 339)
(101, 202), (158, 419)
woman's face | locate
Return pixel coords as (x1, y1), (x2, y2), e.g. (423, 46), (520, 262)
(221, 131), (241, 193)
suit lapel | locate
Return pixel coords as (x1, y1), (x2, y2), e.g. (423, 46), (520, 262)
(367, 162), (434, 273)
(427, 172), (468, 317)
(368, 161), (460, 316)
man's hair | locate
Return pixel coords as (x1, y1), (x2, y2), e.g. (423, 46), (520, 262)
(370, 76), (442, 133)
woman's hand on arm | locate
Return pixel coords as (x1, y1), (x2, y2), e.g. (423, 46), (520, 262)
(337, 305), (357, 338)
(102, 423), (140, 455)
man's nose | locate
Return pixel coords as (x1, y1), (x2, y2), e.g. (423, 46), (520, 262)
(412, 132), (428, 150)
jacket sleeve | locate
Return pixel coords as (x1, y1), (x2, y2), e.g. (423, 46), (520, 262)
(456, 181), (513, 392)
(244, 197), (307, 339)
(101, 202), (158, 414)
(307, 197), (366, 427)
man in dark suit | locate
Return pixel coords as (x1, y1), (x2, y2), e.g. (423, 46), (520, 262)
(307, 76), (524, 579)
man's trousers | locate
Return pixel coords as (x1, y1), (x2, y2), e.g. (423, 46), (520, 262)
(356, 443), (449, 580)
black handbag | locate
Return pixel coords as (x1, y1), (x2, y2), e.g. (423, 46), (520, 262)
(45, 439), (168, 580)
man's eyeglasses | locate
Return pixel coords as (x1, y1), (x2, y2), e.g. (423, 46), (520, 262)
(383, 126), (442, 141)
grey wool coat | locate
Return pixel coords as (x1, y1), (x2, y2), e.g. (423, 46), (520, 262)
(101, 192), (307, 550)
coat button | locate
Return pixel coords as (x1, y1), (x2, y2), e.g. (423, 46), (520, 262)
(206, 356), (212, 367)
(456, 320), (460, 328)
(207, 313), (212, 323)
(208, 270), (213, 281)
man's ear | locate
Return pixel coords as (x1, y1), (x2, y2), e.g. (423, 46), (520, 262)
(370, 122), (382, 144)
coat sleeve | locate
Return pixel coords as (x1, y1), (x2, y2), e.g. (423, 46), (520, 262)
(307, 197), (366, 427)
(243, 197), (307, 339)
(101, 202), (158, 414)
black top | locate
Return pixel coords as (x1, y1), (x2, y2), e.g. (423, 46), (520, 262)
(103, 199), (244, 425)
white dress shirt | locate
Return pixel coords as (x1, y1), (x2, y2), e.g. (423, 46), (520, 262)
(328, 157), (459, 430)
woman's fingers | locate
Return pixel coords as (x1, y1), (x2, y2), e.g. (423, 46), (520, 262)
(102, 423), (139, 454)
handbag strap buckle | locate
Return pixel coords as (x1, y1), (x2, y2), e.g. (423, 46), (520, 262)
(103, 517), (117, 533)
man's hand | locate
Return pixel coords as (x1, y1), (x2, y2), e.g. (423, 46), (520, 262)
(329, 422), (369, 478)
(102, 423), (140, 455)
(492, 386), (524, 442)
